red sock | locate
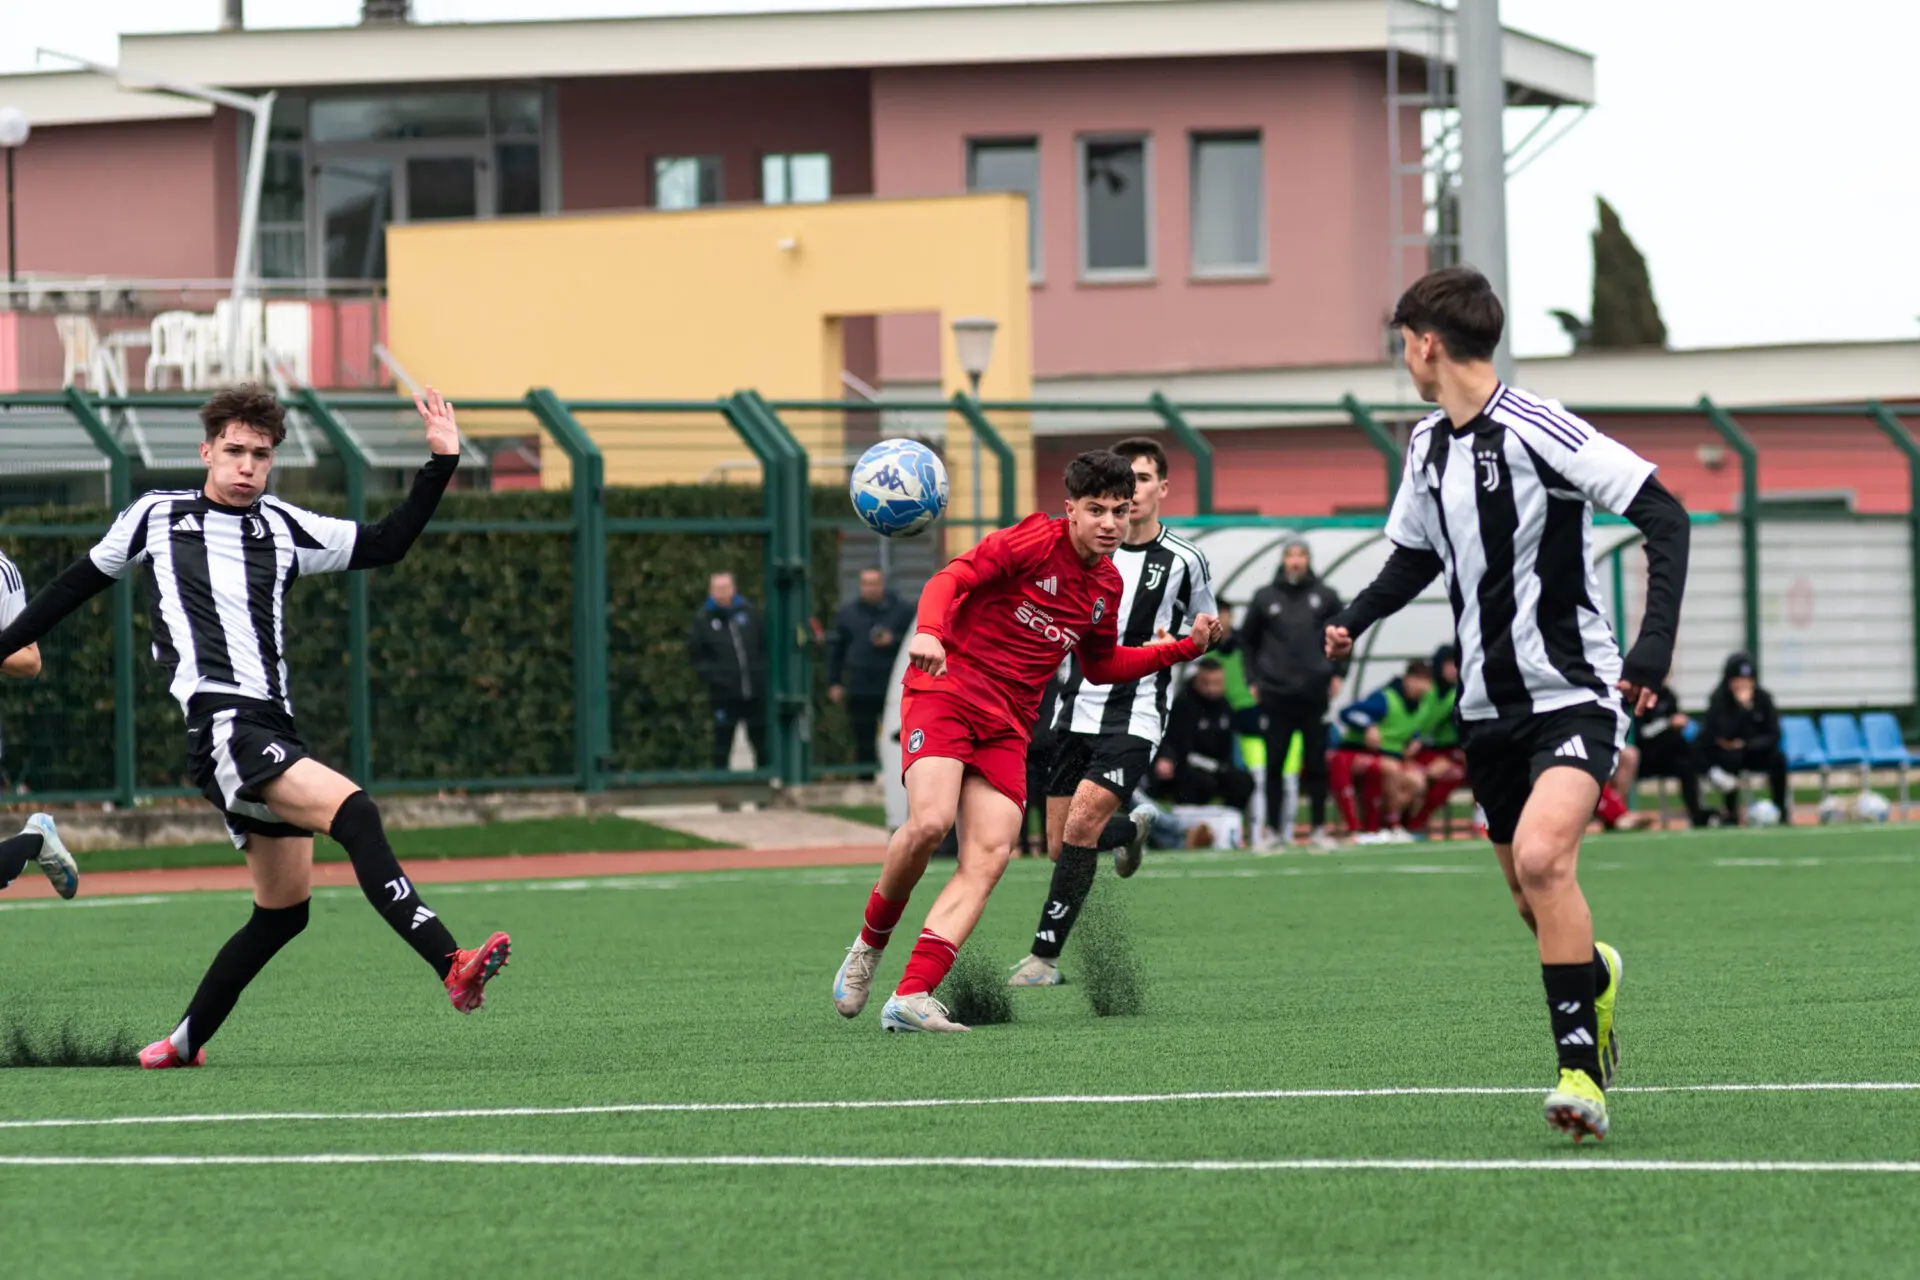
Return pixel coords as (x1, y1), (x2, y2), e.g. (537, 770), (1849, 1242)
(1595, 785), (1628, 829)
(895, 929), (958, 996)
(859, 885), (908, 950)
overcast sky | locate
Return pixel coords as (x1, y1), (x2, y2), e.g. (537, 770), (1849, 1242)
(0, 0), (1913, 359)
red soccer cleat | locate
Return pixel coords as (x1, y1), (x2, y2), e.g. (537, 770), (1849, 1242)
(139, 1038), (205, 1070)
(444, 931), (511, 1013)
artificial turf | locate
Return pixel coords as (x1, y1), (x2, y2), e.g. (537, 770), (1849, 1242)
(59, 815), (728, 873)
(1, 823), (1917, 1277)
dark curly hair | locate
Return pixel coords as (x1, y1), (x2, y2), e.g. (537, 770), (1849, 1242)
(1062, 450), (1137, 503)
(199, 383), (287, 446)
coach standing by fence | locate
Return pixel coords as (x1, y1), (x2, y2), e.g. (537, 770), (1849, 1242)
(1241, 542), (1347, 850)
(689, 571), (767, 770)
(827, 568), (915, 774)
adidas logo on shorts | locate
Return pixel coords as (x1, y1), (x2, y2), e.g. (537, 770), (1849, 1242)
(1553, 737), (1590, 761)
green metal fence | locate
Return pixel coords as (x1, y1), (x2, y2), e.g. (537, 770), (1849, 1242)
(0, 388), (1907, 802)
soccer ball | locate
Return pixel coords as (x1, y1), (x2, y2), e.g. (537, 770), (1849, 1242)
(849, 439), (949, 537)
(1817, 796), (1848, 826)
(1745, 799), (1781, 828)
(1854, 790), (1891, 823)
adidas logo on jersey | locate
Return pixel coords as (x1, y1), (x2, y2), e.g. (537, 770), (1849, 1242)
(172, 514), (202, 534)
(410, 905), (438, 931)
(1553, 736), (1590, 761)
(1034, 576), (1059, 595)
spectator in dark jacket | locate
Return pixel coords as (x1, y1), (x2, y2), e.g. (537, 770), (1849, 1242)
(827, 568), (916, 772)
(688, 572), (767, 769)
(1238, 542), (1347, 848)
(1631, 681), (1707, 827)
(1152, 659), (1256, 810)
(1704, 652), (1788, 822)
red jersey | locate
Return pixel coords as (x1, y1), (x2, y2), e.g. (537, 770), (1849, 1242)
(909, 513), (1202, 736)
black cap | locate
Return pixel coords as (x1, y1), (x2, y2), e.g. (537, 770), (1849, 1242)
(1724, 652), (1756, 680)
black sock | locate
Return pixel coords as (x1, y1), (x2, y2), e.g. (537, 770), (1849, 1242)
(1542, 962), (1603, 1082)
(1096, 814), (1135, 850)
(1591, 946), (1613, 998)
(1031, 843), (1099, 960)
(0, 831), (41, 888)
(330, 790), (459, 979)
(170, 899), (309, 1057)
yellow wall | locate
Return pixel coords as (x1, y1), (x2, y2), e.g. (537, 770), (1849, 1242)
(386, 194), (1034, 530)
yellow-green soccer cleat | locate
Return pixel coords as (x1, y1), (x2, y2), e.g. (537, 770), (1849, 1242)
(1543, 1068), (1609, 1142)
(1594, 941), (1624, 1090)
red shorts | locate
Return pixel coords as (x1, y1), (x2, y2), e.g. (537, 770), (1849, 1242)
(899, 689), (1029, 808)
(1410, 746), (1467, 777)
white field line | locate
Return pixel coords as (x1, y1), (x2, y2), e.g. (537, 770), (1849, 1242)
(2, 1152), (1919, 1174)
(5, 1082), (1920, 1132)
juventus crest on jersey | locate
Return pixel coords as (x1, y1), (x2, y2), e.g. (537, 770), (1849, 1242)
(1386, 384), (1656, 724)
(89, 490), (364, 716)
(1054, 527), (1215, 742)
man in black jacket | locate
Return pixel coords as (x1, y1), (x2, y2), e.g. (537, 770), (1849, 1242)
(688, 572), (767, 770)
(1239, 541), (1346, 850)
(1703, 652), (1788, 823)
(1151, 658), (1255, 809)
(1631, 681), (1707, 827)
(827, 568), (916, 773)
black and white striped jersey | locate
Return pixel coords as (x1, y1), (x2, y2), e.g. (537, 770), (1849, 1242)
(1386, 384), (1656, 723)
(1053, 526), (1215, 742)
(0, 553), (25, 631)
(88, 490), (364, 717)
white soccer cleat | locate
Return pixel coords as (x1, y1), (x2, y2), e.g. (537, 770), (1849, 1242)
(27, 813), (77, 900)
(833, 939), (883, 1018)
(1307, 827), (1341, 854)
(880, 991), (970, 1033)
(1114, 802), (1156, 878)
(1006, 954), (1062, 987)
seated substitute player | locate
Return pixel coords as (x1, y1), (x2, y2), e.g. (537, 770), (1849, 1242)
(0, 385), (510, 1068)
(1008, 436), (1215, 988)
(1329, 659), (1434, 841)
(1325, 267), (1689, 1140)
(1147, 658), (1256, 810)
(0, 550), (78, 901)
(831, 450), (1222, 1032)
(1404, 643), (1469, 834)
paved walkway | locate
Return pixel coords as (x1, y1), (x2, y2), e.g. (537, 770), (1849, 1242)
(2, 843), (889, 902)
(621, 807), (890, 849)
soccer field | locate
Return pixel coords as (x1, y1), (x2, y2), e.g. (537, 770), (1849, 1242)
(3, 824), (1917, 1277)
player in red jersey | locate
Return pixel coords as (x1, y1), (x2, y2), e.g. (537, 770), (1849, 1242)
(832, 451), (1224, 1032)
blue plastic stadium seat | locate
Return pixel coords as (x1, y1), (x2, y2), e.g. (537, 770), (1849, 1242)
(1861, 712), (1914, 820)
(1779, 716), (1827, 772)
(1820, 713), (1871, 794)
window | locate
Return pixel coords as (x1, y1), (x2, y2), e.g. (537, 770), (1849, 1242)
(967, 139), (1041, 279)
(762, 153), (831, 204)
(1079, 136), (1150, 277)
(1190, 132), (1264, 274)
(655, 156), (724, 210)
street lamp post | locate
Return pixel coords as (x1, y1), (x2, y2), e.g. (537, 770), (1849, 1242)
(950, 316), (999, 532)
(0, 107), (28, 286)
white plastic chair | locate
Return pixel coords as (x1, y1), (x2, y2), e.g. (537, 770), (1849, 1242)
(54, 315), (101, 388)
(146, 311), (199, 389)
(210, 298), (267, 383)
(263, 301), (312, 387)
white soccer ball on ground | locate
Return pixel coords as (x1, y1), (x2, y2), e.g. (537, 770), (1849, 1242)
(1817, 796), (1848, 826)
(1854, 790), (1891, 823)
(849, 438), (949, 538)
(1745, 799), (1781, 828)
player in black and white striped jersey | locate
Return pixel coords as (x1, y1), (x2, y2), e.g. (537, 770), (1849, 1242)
(0, 384), (510, 1067)
(0, 552), (80, 901)
(1008, 437), (1215, 986)
(1325, 268), (1690, 1141)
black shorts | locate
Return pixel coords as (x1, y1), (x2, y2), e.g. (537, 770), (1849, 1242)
(186, 705), (314, 850)
(1045, 732), (1155, 801)
(1459, 701), (1627, 845)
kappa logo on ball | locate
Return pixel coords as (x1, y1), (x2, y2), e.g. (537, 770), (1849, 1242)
(907, 729), (925, 753)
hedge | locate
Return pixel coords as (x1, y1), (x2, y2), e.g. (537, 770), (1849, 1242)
(0, 484), (860, 794)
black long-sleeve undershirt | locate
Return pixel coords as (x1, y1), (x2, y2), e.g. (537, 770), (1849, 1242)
(1617, 474), (1690, 688)
(0, 557), (114, 663)
(349, 452), (459, 569)
(1327, 546), (1444, 641)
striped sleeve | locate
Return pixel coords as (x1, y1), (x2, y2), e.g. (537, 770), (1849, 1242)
(1171, 537), (1215, 633)
(263, 497), (359, 576)
(88, 494), (167, 579)
(0, 555), (25, 630)
(1384, 419), (1442, 551)
(1497, 397), (1655, 516)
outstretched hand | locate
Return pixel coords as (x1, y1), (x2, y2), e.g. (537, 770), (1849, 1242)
(1188, 614), (1223, 651)
(415, 387), (460, 457)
